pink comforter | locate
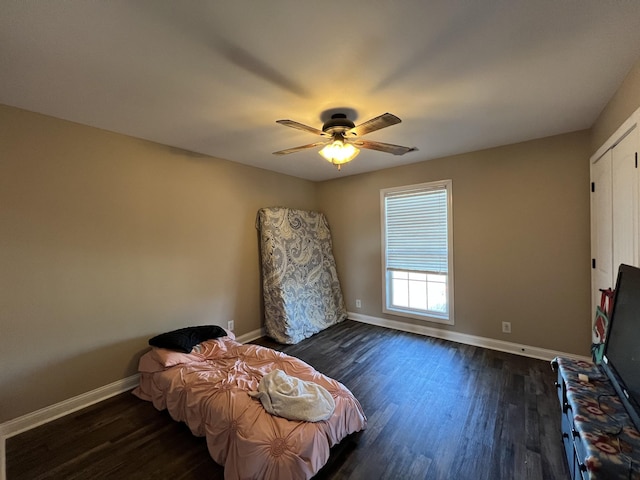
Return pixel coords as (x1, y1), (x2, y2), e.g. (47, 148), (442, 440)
(133, 334), (367, 479)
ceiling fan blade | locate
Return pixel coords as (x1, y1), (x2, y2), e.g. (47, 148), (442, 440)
(273, 141), (329, 155)
(349, 113), (402, 137)
(352, 139), (418, 156)
(276, 119), (327, 136)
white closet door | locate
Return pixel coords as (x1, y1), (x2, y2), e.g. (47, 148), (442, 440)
(590, 108), (640, 323)
(591, 150), (613, 314)
(612, 128), (638, 273)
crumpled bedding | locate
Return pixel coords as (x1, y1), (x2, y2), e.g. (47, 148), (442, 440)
(133, 334), (367, 480)
(249, 369), (336, 422)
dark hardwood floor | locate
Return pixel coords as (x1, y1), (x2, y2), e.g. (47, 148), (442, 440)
(6, 320), (569, 479)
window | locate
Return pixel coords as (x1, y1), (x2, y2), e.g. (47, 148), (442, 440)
(381, 180), (453, 324)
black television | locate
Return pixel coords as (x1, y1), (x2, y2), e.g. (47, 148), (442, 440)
(601, 263), (640, 432)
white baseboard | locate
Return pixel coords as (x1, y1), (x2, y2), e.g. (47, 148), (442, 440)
(0, 374), (140, 480)
(347, 312), (591, 363)
(236, 327), (265, 344)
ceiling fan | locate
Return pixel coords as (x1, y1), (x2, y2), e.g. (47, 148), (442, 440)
(273, 112), (417, 170)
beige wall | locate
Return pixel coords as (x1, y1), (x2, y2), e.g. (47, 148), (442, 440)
(591, 56), (640, 153)
(0, 104), (317, 422)
(318, 131), (592, 356)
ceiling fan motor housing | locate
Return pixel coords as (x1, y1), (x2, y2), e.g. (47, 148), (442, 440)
(322, 113), (355, 135)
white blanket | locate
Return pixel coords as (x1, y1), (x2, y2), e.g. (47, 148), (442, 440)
(249, 369), (336, 422)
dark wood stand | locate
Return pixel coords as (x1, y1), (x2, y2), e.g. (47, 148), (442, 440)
(553, 357), (640, 480)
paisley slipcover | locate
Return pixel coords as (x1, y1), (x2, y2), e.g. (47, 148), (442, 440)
(256, 207), (347, 344)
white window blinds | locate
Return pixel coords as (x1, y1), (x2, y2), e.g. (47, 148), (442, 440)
(384, 186), (449, 274)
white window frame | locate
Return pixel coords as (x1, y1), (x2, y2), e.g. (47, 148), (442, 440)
(380, 180), (454, 325)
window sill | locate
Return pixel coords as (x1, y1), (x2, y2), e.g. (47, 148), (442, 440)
(383, 306), (454, 326)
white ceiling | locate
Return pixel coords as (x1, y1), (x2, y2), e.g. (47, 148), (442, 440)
(2, 1), (640, 181)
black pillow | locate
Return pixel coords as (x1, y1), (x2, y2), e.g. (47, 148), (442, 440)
(148, 325), (228, 353)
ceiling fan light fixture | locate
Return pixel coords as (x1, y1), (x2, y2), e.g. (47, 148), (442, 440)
(274, 112), (415, 169)
(318, 139), (359, 170)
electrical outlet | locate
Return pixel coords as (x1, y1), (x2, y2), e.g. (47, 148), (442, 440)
(502, 321), (511, 334)
(355, 299), (362, 308)
(227, 320), (234, 332)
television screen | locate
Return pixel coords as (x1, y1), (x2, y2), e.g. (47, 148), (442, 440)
(602, 264), (640, 431)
